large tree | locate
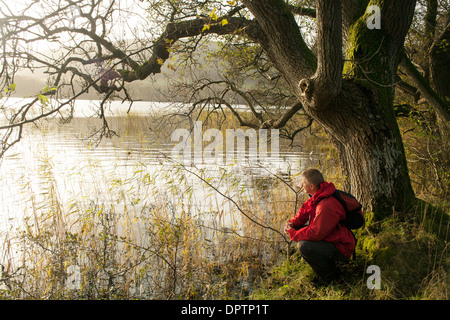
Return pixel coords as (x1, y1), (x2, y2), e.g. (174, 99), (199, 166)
(1, 0), (448, 219)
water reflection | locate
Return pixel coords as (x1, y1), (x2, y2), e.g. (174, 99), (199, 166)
(0, 100), (317, 233)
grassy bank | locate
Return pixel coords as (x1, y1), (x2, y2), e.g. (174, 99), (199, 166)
(0, 112), (447, 300)
(247, 114), (449, 300)
(250, 203), (449, 300)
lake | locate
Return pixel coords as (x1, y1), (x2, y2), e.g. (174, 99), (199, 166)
(0, 99), (317, 233)
(0, 98), (325, 298)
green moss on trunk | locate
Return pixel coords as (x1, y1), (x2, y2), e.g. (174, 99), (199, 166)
(342, 2), (416, 218)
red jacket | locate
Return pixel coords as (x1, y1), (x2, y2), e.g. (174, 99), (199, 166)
(287, 181), (355, 259)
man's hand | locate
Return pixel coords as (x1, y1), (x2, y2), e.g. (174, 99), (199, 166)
(284, 221), (294, 234)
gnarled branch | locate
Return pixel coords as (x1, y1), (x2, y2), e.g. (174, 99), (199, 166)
(299, 0), (342, 110)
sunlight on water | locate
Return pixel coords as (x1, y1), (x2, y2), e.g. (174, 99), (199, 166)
(0, 99), (316, 234)
(0, 99), (323, 298)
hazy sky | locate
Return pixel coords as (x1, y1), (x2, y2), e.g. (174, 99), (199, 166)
(1, 0), (152, 51)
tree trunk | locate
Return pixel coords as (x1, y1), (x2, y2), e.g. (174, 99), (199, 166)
(314, 0), (417, 217)
(243, 0), (417, 219)
(309, 83), (416, 218)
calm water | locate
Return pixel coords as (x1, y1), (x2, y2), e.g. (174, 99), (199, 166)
(0, 99), (317, 233)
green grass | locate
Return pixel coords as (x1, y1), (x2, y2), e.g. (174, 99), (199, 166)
(250, 209), (449, 300)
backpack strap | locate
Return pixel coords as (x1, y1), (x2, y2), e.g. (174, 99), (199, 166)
(314, 191), (358, 260)
(333, 190), (358, 260)
(331, 190), (349, 215)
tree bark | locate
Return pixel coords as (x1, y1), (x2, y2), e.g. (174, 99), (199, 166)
(299, 0), (343, 109)
(243, 0), (417, 217)
(429, 21), (450, 98)
(315, 84), (416, 217)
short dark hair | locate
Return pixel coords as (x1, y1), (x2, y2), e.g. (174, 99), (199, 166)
(302, 168), (324, 187)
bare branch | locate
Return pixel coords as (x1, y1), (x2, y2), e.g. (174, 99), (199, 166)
(0, 0), (302, 157)
(400, 51), (450, 147)
(119, 16), (261, 82)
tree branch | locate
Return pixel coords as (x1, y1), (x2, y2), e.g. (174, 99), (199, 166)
(119, 16), (261, 82)
(241, 0), (316, 88)
(264, 101), (304, 129)
(399, 51), (450, 146)
(288, 5), (316, 18)
(382, 0), (417, 53)
(298, 0), (342, 110)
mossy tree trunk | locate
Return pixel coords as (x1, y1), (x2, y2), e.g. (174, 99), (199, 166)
(243, 0), (417, 219)
(332, 1), (418, 217)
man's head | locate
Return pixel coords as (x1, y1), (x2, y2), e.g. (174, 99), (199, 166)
(301, 168), (324, 196)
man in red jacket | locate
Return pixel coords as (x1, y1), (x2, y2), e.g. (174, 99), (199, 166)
(284, 168), (355, 285)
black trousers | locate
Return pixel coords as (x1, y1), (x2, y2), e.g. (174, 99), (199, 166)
(297, 240), (348, 281)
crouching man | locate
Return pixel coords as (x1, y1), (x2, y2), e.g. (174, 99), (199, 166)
(284, 168), (355, 286)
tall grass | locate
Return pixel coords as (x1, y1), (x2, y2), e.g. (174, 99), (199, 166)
(0, 123), (299, 299)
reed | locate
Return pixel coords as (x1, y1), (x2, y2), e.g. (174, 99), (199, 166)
(0, 125), (299, 299)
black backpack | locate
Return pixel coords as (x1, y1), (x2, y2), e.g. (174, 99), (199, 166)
(316, 189), (365, 229)
(316, 189), (365, 259)
(332, 190), (365, 230)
